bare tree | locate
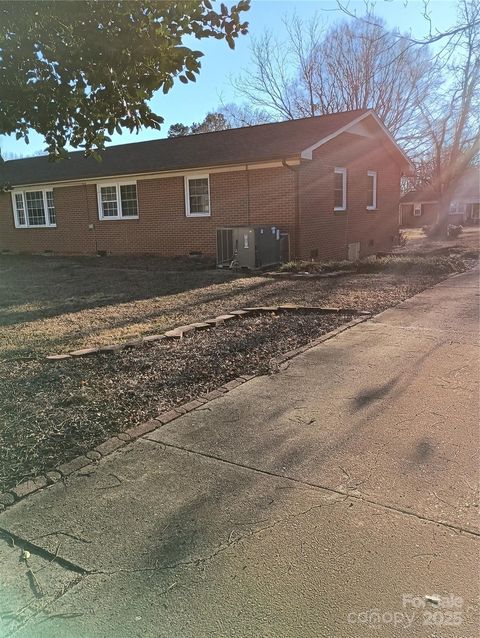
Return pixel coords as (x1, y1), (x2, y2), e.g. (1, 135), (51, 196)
(336, 0), (480, 47)
(412, 0), (480, 230)
(231, 30), (300, 120)
(311, 19), (435, 141)
(218, 102), (274, 127)
(231, 14), (435, 144)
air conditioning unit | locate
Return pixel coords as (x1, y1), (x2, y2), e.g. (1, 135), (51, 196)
(216, 226), (289, 270)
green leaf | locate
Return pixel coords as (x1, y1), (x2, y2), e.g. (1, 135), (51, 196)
(0, 0), (249, 159)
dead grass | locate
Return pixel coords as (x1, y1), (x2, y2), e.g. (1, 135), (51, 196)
(279, 254), (467, 275)
(0, 245), (476, 492)
(399, 225), (480, 256)
(0, 311), (353, 491)
(0, 253), (461, 359)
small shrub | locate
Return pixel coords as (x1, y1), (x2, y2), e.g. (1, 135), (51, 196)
(279, 260), (320, 273)
(321, 260), (357, 273)
(279, 259), (356, 274)
(374, 255), (466, 275)
(447, 224), (463, 239)
(279, 254), (467, 276)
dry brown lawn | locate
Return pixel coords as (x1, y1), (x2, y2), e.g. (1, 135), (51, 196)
(0, 252), (461, 359)
(1, 230), (477, 492)
(400, 225), (480, 254)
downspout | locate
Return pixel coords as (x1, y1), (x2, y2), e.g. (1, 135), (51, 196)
(85, 183), (98, 254)
(282, 159), (300, 260)
(245, 164), (251, 225)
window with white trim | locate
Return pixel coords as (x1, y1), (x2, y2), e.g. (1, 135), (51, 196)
(185, 175), (210, 217)
(367, 170), (377, 209)
(334, 167), (347, 211)
(12, 189), (56, 228)
(97, 182), (138, 219)
(413, 205), (422, 216)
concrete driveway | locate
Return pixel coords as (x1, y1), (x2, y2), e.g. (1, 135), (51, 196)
(1, 269), (479, 637)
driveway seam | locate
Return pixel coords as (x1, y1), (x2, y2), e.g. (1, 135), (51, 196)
(147, 438), (480, 540)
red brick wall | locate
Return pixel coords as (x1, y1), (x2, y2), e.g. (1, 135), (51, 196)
(0, 133), (401, 259)
(298, 132), (401, 260)
(0, 167), (296, 256)
(0, 185), (97, 254)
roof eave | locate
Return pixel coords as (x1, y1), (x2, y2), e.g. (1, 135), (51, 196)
(5, 155), (303, 190)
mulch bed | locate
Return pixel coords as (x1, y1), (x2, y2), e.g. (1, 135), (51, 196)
(0, 310), (354, 492)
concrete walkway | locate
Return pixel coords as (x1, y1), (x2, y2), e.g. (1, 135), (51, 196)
(1, 270), (479, 638)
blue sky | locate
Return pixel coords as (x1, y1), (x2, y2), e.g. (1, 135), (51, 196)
(0, 0), (457, 157)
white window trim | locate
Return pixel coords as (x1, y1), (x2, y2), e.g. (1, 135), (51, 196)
(367, 170), (377, 210)
(334, 167), (347, 212)
(11, 188), (56, 228)
(97, 181), (139, 220)
(185, 174), (211, 217)
(413, 205), (422, 216)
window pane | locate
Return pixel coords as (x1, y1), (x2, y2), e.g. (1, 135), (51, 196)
(190, 194), (209, 213)
(15, 193), (26, 225)
(334, 171), (344, 209)
(46, 191), (56, 225)
(188, 178), (209, 214)
(120, 184), (138, 217)
(101, 186), (117, 201)
(120, 184), (137, 200)
(100, 186), (118, 217)
(368, 174), (375, 207)
(25, 191), (46, 225)
(334, 172), (343, 191)
(189, 179), (209, 196)
(102, 201), (119, 216)
(121, 199), (138, 216)
(334, 170), (345, 209)
(334, 189), (343, 209)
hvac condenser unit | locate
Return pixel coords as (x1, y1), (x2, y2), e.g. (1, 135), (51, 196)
(216, 226), (289, 270)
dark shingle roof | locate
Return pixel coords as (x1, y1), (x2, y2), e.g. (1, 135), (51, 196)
(0, 109), (370, 187)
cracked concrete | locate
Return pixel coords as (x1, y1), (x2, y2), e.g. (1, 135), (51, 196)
(0, 534), (83, 637)
(1, 269), (479, 637)
(148, 271), (480, 533)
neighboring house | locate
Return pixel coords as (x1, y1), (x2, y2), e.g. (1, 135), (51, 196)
(399, 187), (439, 228)
(0, 109), (412, 261)
(399, 167), (480, 228)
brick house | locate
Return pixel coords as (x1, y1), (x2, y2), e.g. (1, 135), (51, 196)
(0, 109), (412, 261)
(399, 167), (480, 228)
(399, 187), (440, 228)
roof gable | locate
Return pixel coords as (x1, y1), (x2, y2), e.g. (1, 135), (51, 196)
(300, 110), (413, 173)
